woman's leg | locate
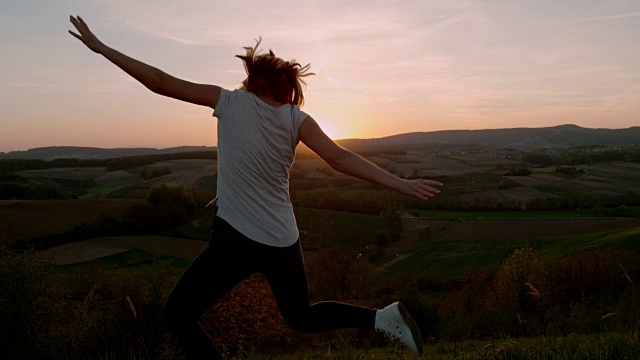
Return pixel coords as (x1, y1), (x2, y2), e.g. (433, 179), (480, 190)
(261, 240), (423, 355)
(260, 240), (377, 332)
(164, 217), (254, 360)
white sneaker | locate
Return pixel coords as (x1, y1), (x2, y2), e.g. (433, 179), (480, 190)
(375, 302), (423, 356)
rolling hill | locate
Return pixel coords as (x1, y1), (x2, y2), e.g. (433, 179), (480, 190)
(2, 124), (639, 160)
(0, 145), (215, 160)
(338, 124), (640, 150)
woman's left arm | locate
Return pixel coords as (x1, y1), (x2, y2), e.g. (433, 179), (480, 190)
(69, 15), (220, 109)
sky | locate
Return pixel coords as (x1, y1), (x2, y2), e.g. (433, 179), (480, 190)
(1, 0), (639, 152)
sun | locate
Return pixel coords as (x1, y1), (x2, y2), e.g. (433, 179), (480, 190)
(315, 117), (348, 140)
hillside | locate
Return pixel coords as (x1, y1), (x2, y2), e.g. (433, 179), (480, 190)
(338, 124), (640, 151)
(2, 125), (639, 160)
(0, 145), (215, 160)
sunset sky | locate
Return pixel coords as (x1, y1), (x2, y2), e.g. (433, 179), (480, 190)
(1, 0), (639, 152)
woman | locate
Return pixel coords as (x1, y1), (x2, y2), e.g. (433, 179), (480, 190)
(69, 15), (443, 359)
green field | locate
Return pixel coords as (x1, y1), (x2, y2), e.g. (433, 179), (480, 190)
(294, 207), (396, 249)
(81, 177), (143, 198)
(419, 209), (598, 219)
(387, 220), (640, 280)
(54, 248), (189, 277)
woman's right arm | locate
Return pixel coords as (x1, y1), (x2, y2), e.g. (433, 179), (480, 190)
(69, 15), (220, 109)
(298, 116), (443, 200)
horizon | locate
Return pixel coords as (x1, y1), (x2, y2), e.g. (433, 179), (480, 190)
(2, 122), (638, 153)
(2, 1), (639, 152)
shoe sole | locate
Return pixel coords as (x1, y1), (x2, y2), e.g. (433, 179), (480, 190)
(397, 302), (424, 356)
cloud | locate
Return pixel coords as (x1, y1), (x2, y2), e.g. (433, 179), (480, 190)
(549, 11), (640, 25)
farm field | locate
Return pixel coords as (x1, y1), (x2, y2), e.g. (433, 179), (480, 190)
(420, 209), (608, 219)
(0, 199), (142, 241)
(388, 220), (640, 280)
(146, 159), (216, 188)
(28, 203), (640, 285)
(4, 154), (639, 281)
(440, 218), (640, 242)
(39, 235), (206, 265)
(18, 167), (107, 180)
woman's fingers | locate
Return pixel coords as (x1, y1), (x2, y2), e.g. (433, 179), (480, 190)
(78, 15), (89, 27)
(69, 15), (103, 53)
(68, 30), (82, 41)
(69, 16), (82, 35)
(70, 16), (88, 36)
(404, 179), (444, 200)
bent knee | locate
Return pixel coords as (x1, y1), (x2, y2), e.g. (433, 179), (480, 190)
(163, 299), (191, 328)
(282, 311), (316, 333)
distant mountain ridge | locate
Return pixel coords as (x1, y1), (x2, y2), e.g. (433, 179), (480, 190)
(1, 124), (638, 160)
(0, 146), (215, 161)
(337, 124), (640, 150)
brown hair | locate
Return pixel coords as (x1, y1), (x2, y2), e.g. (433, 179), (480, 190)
(236, 38), (314, 107)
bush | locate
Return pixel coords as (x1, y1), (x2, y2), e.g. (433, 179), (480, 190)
(0, 252), (69, 360)
(140, 166), (172, 180)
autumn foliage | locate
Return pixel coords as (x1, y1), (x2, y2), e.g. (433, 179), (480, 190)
(200, 273), (294, 355)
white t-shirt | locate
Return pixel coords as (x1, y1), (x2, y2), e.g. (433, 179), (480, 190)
(212, 89), (309, 247)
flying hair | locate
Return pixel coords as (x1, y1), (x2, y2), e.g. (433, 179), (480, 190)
(236, 37), (314, 107)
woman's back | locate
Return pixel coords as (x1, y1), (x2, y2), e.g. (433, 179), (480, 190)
(214, 89), (308, 247)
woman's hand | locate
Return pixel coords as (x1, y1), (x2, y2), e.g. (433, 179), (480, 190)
(396, 178), (443, 200)
(68, 15), (106, 53)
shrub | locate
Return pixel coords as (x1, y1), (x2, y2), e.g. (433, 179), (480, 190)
(0, 251), (69, 360)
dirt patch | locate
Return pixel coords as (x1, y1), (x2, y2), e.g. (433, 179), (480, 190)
(0, 199), (142, 240)
(95, 170), (137, 183)
(443, 218), (640, 242)
(39, 241), (130, 265)
(39, 236), (207, 265)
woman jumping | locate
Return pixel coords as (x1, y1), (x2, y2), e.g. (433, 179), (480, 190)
(69, 15), (443, 359)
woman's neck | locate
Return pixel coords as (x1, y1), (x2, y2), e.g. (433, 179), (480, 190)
(257, 93), (284, 107)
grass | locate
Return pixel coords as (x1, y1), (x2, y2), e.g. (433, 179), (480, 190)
(54, 248), (190, 277)
(294, 207), (396, 250)
(387, 219), (640, 281)
(419, 209), (597, 219)
(82, 178), (142, 198)
(532, 184), (588, 198)
(387, 221), (529, 280)
(537, 225), (640, 259)
(217, 333), (640, 359)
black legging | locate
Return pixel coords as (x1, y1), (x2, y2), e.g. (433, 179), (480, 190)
(164, 215), (376, 359)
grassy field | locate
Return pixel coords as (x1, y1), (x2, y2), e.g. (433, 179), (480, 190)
(387, 218), (640, 280)
(419, 209), (598, 219)
(294, 207), (396, 250)
(54, 248), (190, 278)
(239, 333), (640, 360)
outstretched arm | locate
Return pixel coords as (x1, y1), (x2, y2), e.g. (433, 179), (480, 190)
(68, 15), (220, 108)
(299, 117), (443, 200)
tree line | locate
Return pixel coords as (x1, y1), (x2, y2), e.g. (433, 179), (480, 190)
(523, 146), (640, 166)
(0, 150), (217, 172)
